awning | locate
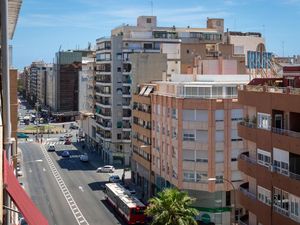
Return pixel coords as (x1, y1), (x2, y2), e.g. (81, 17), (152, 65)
(3, 154), (49, 225)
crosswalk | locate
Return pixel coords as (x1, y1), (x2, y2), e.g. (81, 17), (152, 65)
(44, 141), (65, 146)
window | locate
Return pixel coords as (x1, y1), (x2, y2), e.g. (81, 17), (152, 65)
(117, 133), (122, 140)
(172, 108), (177, 119)
(183, 171), (195, 182)
(183, 130), (195, 141)
(273, 187), (289, 216)
(257, 112), (271, 130)
(273, 148), (289, 176)
(290, 194), (300, 221)
(231, 129), (242, 142)
(183, 110), (195, 121)
(196, 130), (208, 143)
(215, 110), (224, 122)
(215, 130), (224, 142)
(172, 127), (177, 139)
(257, 186), (271, 205)
(226, 87), (237, 97)
(212, 87), (223, 97)
(183, 149), (195, 161)
(196, 110), (208, 121)
(196, 151), (208, 163)
(146, 18), (152, 23)
(257, 149), (271, 167)
(231, 109), (243, 121)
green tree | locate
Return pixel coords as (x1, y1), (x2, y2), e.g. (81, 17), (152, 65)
(145, 188), (199, 225)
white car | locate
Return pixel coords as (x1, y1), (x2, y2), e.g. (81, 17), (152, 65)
(59, 136), (65, 141)
(65, 133), (72, 138)
(96, 165), (115, 173)
(80, 153), (89, 162)
(48, 144), (55, 152)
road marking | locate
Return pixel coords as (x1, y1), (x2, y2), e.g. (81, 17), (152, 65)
(41, 145), (90, 225)
(29, 168), (32, 173)
(43, 168), (46, 172)
(78, 186), (84, 192)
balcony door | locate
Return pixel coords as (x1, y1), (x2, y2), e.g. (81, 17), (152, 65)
(275, 114), (283, 129)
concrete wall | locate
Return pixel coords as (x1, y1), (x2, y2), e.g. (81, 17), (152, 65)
(130, 53), (167, 94)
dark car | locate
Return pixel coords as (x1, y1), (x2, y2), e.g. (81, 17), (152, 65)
(17, 133), (29, 138)
(62, 151), (70, 157)
(64, 139), (72, 145)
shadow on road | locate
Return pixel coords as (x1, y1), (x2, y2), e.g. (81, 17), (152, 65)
(88, 181), (107, 191)
(100, 199), (128, 225)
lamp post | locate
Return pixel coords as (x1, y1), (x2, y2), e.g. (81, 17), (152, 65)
(208, 177), (238, 224)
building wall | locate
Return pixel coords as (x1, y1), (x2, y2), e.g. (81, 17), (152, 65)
(130, 53), (167, 93)
(10, 69), (18, 145)
(238, 85), (300, 225)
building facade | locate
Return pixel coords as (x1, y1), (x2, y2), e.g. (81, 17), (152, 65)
(131, 84), (156, 202)
(94, 16), (224, 166)
(148, 74), (250, 224)
(237, 69), (300, 225)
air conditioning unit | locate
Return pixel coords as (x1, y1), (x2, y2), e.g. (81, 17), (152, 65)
(269, 165), (274, 172)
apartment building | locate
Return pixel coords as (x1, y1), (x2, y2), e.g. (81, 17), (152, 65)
(0, 0), (48, 224)
(131, 84), (156, 201)
(237, 67), (300, 225)
(37, 63), (53, 106)
(94, 16), (224, 166)
(149, 74), (249, 225)
(79, 52), (98, 148)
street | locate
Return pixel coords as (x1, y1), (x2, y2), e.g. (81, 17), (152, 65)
(18, 140), (128, 225)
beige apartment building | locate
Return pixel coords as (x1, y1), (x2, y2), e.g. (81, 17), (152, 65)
(131, 84), (156, 201)
(149, 74), (250, 225)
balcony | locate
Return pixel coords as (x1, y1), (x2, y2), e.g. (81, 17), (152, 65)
(238, 183), (271, 225)
(238, 85), (300, 113)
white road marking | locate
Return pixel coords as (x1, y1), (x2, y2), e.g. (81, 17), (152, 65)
(78, 186), (84, 192)
(43, 168), (46, 172)
(41, 145), (89, 225)
(29, 168), (32, 173)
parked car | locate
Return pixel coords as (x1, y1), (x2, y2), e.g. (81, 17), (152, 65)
(17, 169), (23, 177)
(109, 175), (121, 183)
(48, 144), (55, 152)
(59, 136), (66, 141)
(96, 165), (115, 173)
(62, 151), (70, 157)
(64, 139), (71, 145)
(70, 123), (79, 129)
(17, 132), (29, 139)
(80, 153), (89, 162)
(65, 133), (72, 138)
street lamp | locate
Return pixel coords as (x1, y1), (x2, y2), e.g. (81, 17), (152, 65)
(208, 177), (238, 224)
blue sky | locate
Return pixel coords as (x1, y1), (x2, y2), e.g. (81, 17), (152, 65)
(11, 0), (300, 69)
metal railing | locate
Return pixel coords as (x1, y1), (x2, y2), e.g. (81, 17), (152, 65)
(239, 121), (256, 128)
(238, 84), (300, 95)
(272, 127), (300, 138)
(239, 186), (256, 200)
(239, 152), (257, 164)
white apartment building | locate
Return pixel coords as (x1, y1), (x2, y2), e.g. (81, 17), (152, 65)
(94, 16), (225, 166)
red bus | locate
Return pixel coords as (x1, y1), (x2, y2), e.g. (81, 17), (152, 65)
(105, 183), (146, 224)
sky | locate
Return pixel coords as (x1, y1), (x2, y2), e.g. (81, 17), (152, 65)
(11, 0), (300, 70)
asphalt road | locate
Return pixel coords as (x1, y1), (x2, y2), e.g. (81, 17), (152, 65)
(19, 141), (127, 225)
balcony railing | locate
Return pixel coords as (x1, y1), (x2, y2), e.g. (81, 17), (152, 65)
(239, 185), (256, 200)
(272, 127), (300, 139)
(239, 152), (257, 164)
(239, 121), (256, 128)
(238, 85), (300, 95)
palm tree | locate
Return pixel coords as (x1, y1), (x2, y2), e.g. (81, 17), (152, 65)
(145, 188), (199, 225)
